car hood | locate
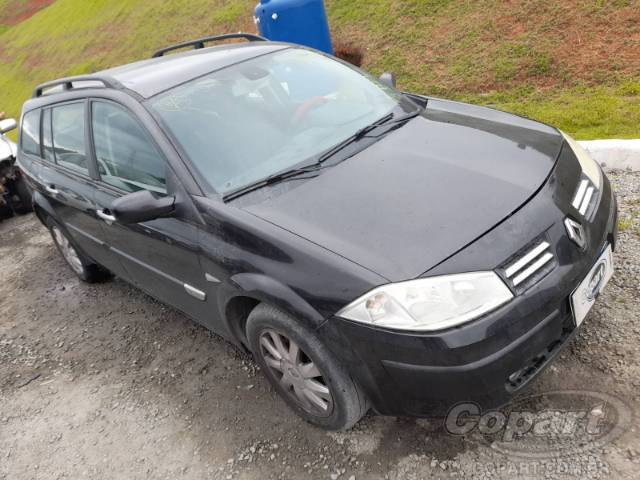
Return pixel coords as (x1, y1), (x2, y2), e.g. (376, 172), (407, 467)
(245, 98), (564, 282)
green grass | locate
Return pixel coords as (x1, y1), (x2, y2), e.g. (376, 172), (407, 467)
(457, 82), (640, 139)
(0, 0), (638, 140)
(618, 199), (640, 237)
(212, 2), (245, 23)
(0, 0), (257, 138)
(618, 215), (639, 237)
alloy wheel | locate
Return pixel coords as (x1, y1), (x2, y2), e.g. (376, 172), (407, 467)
(259, 329), (334, 417)
(52, 226), (83, 275)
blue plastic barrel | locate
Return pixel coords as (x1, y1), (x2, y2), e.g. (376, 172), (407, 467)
(255, 0), (333, 55)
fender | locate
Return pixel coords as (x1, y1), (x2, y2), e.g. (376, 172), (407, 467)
(225, 272), (325, 330)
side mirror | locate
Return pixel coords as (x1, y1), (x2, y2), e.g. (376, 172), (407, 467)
(111, 190), (175, 224)
(379, 72), (397, 89)
(0, 118), (17, 134)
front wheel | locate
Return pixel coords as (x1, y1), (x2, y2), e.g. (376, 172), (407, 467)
(246, 303), (369, 430)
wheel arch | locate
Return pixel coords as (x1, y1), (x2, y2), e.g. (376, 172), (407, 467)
(221, 272), (326, 348)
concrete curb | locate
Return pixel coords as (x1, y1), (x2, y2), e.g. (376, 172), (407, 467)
(578, 140), (640, 172)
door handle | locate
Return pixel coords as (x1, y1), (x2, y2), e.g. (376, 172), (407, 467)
(96, 209), (116, 225)
(45, 185), (59, 195)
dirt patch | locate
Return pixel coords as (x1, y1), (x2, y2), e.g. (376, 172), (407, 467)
(331, 0), (640, 95)
(334, 41), (364, 67)
(493, 2), (640, 88)
(0, 0), (55, 26)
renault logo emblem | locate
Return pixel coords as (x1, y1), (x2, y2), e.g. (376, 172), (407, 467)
(564, 218), (586, 249)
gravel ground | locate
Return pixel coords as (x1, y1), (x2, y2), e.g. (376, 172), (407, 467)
(0, 171), (639, 480)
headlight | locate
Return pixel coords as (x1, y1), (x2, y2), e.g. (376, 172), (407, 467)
(561, 131), (601, 190)
(337, 272), (513, 332)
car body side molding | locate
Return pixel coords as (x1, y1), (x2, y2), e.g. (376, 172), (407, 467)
(109, 245), (184, 287)
(65, 223), (108, 247)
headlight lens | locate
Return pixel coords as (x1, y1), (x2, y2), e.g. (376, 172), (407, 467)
(561, 131), (601, 189)
(337, 272), (513, 331)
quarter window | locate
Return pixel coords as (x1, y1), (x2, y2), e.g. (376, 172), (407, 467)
(91, 102), (166, 194)
(21, 110), (40, 156)
(51, 103), (89, 175)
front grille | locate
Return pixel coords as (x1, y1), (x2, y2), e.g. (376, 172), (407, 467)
(572, 177), (597, 218)
(500, 238), (555, 293)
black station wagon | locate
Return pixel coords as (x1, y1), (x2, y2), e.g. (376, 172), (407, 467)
(17, 34), (617, 430)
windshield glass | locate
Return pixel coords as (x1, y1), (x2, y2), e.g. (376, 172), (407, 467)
(150, 48), (404, 194)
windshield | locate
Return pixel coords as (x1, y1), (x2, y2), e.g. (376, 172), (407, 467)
(150, 48), (404, 194)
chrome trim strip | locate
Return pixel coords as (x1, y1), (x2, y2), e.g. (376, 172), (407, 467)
(110, 246), (207, 300)
(504, 241), (550, 278)
(184, 283), (206, 301)
(511, 252), (554, 286)
(572, 179), (589, 209)
(579, 186), (594, 215)
(110, 246), (183, 286)
(205, 273), (220, 283)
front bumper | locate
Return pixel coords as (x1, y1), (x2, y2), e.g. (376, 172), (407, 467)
(318, 163), (618, 417)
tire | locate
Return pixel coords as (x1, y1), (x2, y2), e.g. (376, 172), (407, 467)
(13, 177), (33, 213)
(46, 217), (108, 283)
(246, 303), (369, 430)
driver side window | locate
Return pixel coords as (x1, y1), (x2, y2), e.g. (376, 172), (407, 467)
(91, 101), (166, 194)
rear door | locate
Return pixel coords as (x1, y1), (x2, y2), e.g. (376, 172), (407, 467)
(36, 101), (128, 278)
(88, 99), (213, 325)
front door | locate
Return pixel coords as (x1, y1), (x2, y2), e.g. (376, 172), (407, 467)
(88, 100), (213, 325)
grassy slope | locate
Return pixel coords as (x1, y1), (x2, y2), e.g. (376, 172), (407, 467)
(0, 0), (639, 139)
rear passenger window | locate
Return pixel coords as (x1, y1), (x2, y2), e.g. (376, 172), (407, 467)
(92, 102), (166, 194)
(21, 110), (40, 156)
(42, 108), (55, 163)
(52, 103), (88, 175)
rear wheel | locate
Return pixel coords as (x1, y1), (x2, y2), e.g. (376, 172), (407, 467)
(247, 303), (369, 430)
(47, 218), (108, 283)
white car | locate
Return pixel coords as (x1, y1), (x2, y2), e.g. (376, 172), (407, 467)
(1, 118), (32, 218)
(0, 118), (17, 161)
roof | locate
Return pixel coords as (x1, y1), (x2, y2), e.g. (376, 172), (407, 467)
(33, 42), (290, 101)
(103, 42), (289, 98)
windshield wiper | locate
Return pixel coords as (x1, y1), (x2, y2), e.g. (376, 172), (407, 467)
(223, 109), (422, 202)
(313, 113), (394, 167)
(223, 165), (320, 202)
(354, 112), (395, 140)
(316, 109), (422, 166)
(387, 109), (422, 125)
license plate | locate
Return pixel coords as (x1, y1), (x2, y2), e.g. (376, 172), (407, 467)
(571, 244), (614, 326)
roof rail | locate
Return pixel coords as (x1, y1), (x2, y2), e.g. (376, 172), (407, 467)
(152, 32), (267, 58)
(33, 75), (122, 98)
